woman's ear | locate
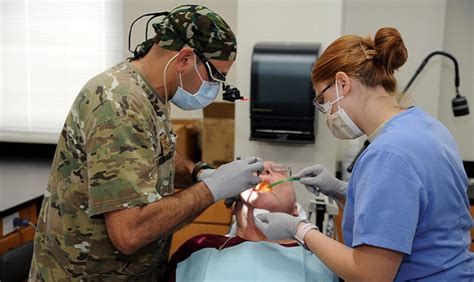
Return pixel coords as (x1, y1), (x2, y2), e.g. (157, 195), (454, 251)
(335, 71), (351, 97)
(175, 47), (194, 72)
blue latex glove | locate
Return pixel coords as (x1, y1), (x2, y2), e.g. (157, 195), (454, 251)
(293, 164), (347, 200)
(202, 157), (263, 202)
(196, 168), (216, 181)
(254, 212), (304, 241)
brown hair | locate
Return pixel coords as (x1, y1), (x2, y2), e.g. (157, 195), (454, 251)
(312, 27), (408, 93)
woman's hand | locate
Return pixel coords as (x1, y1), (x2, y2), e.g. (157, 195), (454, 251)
(254, 212), (303, 240)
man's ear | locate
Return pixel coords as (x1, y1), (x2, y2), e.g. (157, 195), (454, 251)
(335, 71), (351, 97)
(175, 47), (195, 73)
(292, 204), (299, 217)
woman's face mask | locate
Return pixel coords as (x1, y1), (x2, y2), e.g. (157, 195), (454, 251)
(322, 81), (364, 139)
(165, 53), (220, 111)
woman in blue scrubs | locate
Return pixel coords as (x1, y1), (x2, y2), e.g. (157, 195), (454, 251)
(255, 27), (474, 281)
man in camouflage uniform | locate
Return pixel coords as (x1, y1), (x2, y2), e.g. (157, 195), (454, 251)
(29, 5), (263, 281)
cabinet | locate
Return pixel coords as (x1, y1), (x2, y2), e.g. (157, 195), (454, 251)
(0, 202), (37, 255)
(0, 232), (21, 255)
(170, 199), (232, 256)
(0, 197), (231, 258)
(170, 117), (234, 256)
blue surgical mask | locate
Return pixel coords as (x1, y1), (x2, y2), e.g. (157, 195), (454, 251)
(168, 54), (220, 111)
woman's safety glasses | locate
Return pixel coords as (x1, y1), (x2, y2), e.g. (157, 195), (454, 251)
(313, 81), (334, 114)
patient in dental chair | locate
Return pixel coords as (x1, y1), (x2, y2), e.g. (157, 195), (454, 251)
(165, 161), (338, 282)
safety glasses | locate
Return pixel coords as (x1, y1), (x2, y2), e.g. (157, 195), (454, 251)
(128, 12), (244, 102)
(193, 50), (227, 83)
(193, 49), (243, 102)
(313, 81), (334, 113)
(166, 16), (242, 101)
(260, 163), (292, 176)
(270, 163), (291, 175)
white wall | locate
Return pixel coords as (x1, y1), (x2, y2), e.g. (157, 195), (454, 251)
(4, 0), (472, 211)
(439, 0), (474, 160)
(234, 0), (343, 212)
(343, 0), (447, 114)
(342, 0), (473, 161)
(339, 0), (448, 159)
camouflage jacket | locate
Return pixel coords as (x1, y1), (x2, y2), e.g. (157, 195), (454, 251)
(29, 61), (176, 281)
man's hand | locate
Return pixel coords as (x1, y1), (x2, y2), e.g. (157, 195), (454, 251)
(196, 168), (215, 181)
(293, 164), (347, 200)
(202, 157), (263, 202)
(254, 212), (303, 240)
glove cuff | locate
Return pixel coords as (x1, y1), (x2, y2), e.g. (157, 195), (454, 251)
(337, 180), (348, 196)
(192, 161), (214, 183)
(202, 177), (219, 202)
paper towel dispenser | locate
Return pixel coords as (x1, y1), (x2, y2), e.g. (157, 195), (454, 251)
(250, 42), (320, 143)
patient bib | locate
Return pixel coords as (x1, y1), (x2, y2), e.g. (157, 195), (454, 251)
(176, 241), (338, 282)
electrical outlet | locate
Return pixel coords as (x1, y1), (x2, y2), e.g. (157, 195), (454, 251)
(2, 211), (20, 236)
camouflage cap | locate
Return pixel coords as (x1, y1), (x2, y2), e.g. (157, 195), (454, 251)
(152, 5), (236, 61)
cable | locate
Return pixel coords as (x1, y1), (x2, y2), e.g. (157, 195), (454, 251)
(347, 139), (370, 173)
(145, 14), (161, 41)
(348, 51), (470, 174)
(127, 12), (169, 57)
(403, 50), (469, 116)
(13, 217), (37, 231)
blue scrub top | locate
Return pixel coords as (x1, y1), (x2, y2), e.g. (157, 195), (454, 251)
(343, 107), (474, 281)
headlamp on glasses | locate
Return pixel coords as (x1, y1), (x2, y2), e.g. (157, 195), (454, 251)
(193, 48), (244, 102)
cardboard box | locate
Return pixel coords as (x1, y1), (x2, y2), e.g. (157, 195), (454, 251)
(202, 103), (235, 167)
(172, 119), (201, 163)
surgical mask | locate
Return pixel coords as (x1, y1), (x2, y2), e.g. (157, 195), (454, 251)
(164, 53), (220, 110)
(324, 81), (364, 139)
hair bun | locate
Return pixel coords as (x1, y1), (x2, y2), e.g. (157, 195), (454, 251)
(373, 27), (408, 74)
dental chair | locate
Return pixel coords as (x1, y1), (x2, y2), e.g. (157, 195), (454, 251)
(0, 240), (34, 282)
(227, 202), (308, 236)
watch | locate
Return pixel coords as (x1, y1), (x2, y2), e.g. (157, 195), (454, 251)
(294, 220), (318, 249)
(191, 161), (214, 183)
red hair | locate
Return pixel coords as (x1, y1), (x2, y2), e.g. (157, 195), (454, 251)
(312, 27), (408, 93)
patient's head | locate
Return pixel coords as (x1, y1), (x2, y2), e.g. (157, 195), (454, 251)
(240, 161), (297, 214)
(234, 161), (298, 241)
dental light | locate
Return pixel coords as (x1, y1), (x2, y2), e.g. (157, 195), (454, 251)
(403, 51), (469, 116)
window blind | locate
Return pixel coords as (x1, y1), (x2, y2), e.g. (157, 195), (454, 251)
(0, 0), (124, 143)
